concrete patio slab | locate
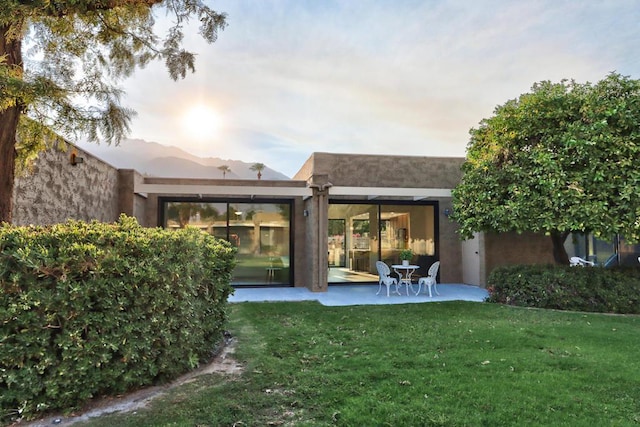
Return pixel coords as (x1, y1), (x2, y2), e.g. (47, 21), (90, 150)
(229, 284), (488, 306)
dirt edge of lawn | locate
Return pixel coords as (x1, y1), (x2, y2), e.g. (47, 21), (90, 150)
(22, 337), (242, 427)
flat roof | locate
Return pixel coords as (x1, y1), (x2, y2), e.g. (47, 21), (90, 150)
(134, 182), (451, 200)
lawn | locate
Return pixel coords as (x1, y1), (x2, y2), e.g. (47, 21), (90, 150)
(77, 301), (640, 426)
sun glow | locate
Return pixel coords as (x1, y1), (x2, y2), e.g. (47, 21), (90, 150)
(181, 104), (222, 141)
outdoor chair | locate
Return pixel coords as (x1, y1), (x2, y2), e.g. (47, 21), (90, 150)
(417, 261), (440, 297)
(375, 261), (399, 297)
(569, 256), (595, 267)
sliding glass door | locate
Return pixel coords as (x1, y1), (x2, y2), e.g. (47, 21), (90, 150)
(380, 204), (436, 275)
(162, 199), (292, 286)
(328, 201), (437, 284)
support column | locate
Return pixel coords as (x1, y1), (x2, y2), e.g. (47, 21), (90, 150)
(118, 169), (148, 225)
(307, 175), (332, 292)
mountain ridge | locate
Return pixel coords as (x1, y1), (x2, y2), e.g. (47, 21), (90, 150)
(77, 138), (291, 180)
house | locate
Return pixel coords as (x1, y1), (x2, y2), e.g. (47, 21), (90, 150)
(13, 142), (638, 291)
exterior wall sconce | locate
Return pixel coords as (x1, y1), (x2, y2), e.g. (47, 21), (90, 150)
(70, 151), (84, 166)
(443, 208), (452, 217)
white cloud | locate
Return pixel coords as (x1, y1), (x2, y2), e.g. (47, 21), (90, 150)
(112, 0), (640, 177)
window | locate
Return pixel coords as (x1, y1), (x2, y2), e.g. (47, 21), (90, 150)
(162, 199), (292, 286)
(563, 233), (640, 267)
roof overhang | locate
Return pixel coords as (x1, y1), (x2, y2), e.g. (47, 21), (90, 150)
(134, 183), (313, 197)
(134, 183), (452, 200)
(329, 186), (452, 200)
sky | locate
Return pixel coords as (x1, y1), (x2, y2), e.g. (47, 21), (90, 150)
(106, 0), (640, 178)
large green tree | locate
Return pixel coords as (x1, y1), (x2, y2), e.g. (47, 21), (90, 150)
(0, 0), (226, 222)
(451, 73), (640, 265)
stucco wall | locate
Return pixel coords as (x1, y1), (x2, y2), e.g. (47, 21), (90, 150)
(293, 155), (315, 183)
(13, 143), (120, 225)
(293, 152), (465, 188)
(117, 169), (147, 225)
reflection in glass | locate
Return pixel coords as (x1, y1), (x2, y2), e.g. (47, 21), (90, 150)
(618, 238), (640, 266)
(564, 233), (617, 267)
(564, 232), (640, 267)
(328, 219), (346, 267)
(164, 202), (226, 232)
(163, 201), (291, 286)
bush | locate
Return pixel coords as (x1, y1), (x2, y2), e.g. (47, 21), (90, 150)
(487, 264), (640, 314)
(0, 215), (236, 422)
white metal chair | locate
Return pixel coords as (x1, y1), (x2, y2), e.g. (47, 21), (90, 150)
(417, 261), (440, 297)
(375, 261), (399, 297)
(569, 256), (595, 267)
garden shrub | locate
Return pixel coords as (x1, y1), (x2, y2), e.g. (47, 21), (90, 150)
(487, 264), (640, 314)
(0, 215), (236, 422)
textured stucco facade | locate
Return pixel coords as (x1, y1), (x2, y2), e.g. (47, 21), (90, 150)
(117, 169), (148, 225)
(13, 143), (121, 225)
(293, 152), (464, 188)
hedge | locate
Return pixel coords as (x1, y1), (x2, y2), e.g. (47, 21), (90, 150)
(0, 215), (236, 423)
(487, 264), (640, 314)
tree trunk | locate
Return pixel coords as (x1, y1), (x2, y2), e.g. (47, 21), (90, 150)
(0, 107), (19, 224)
(550, 231), (570, 265)
(0, 25), (24, 224)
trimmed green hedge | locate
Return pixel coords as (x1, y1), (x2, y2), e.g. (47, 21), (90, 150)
(487, 264), (640, 314)
(0, 215), (236, 422)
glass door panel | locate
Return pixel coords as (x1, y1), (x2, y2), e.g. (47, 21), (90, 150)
(230, 203), (291, 286)
(328, 219), (346, 267)
(380, 204), (436, 280)
(328, 203), (379, 283)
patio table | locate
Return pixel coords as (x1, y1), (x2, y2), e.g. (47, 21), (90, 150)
(391, 264), (420, 295)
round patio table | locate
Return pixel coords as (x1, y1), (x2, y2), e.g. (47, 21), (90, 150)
(391, 264), (420, 295)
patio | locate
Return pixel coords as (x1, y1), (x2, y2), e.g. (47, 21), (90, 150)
(229, 283), (489, 306)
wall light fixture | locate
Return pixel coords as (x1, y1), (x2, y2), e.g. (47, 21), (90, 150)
(70, 151), (84, 166)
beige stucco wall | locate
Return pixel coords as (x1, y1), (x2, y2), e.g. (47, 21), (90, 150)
(294, 152), (465, 188)
(117, 169), (148, 225)
(142, 193), (159, 228)
(13, 142), (120, 225)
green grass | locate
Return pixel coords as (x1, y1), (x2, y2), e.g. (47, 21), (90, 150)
(77, 301), (640, 426)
